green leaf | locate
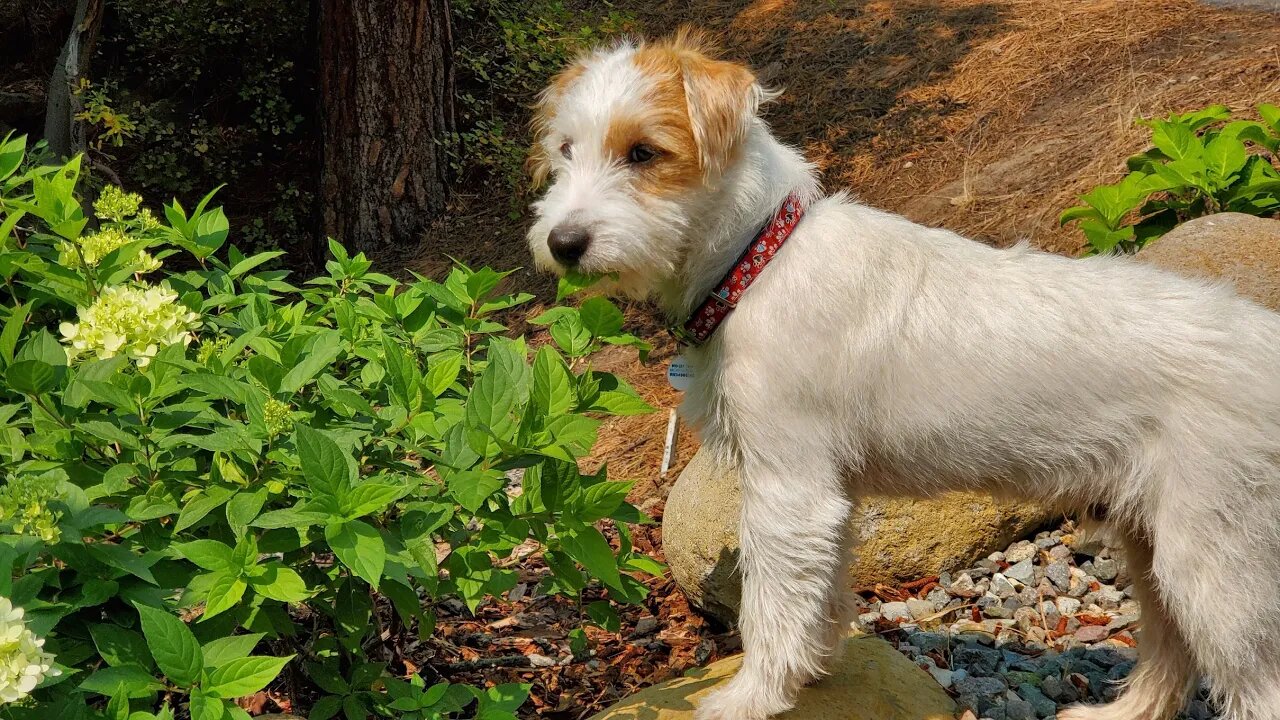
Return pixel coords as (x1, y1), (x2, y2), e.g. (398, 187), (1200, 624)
(0, 132), (25, 180)
(200, 633), (266, 669)
(135, 603), (203, 687)
(340, 480), (414, 519)
(80, 665), (165, 698)
(531, 345), (574, 416)
(175, 486), (237, 532)
(248, 563), (310, 602)
(225, 489), (268, 538)
(251, 506), (331, 529)
(561, 526), (622, 590)
(549, 314), (592, 357)
(279, 331), (343, 395)
(446, 469), (505, 512)
(579, 297), (624, 337)
(295, 425), (353, 497)
(1149, 120), (1203, 161)
(465, 355), (519, 448)
(202, 574), (248, 621)
(90, 624), (155, 670)
(173, 540), (237, 573)
(1204, 134), (1248, 182)
(178, 374), (252, 404)
(425, 351), (464, 398)
(188, 688), (226, 720)
(1256, 102), (1280, 134)
(0, 302), (30, 368)
(6, 359), (60, 394)
(228, 251), (285, 278)
(586, 601), (621, 632)
(325, 520), (386, 588)
(192, 207), (230, 258)
(202, 655), (295, 699)
(555, 269), (601, 301)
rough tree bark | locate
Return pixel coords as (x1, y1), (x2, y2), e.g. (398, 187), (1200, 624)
(319, 0), (455, 255)
(44, 0), (104, 159)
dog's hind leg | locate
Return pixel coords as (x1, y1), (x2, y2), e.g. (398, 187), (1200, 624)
(1138, 474), (1280, 720)
(694, 451), (851, 720)
(1059, 531), (1195, 720)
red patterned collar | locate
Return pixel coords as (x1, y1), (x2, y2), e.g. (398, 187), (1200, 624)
(672, 193), (806, 346)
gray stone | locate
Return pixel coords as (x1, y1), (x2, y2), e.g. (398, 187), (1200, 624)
(1045, 561), (1071, 592)
(951, 572), (984, 598)
(1091, 558), (1119, 582)
(954, 675), (1008, 697)
(956, 645), (1004, 676)
(1016, 684), (1058, 718)
(1040, 675), (1079, 704)
(991, 574), (1018, 599)
(882, 601), (912, 623)
(926, 584), (952, 602)
(907, 598), (937, 620)
(1005, 541), (1037, 564)
(1055, 597), (1082, 616)
(1004, 693), (1037, 720)
(1006, 559), (1035, 585)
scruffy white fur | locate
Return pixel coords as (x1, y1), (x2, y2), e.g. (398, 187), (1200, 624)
(528, 35), (1280, 720)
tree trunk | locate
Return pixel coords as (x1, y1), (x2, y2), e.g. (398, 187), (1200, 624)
(44, 0), (104, 159)
(319, 0), (455, 255)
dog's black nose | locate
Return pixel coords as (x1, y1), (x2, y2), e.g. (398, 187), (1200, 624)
(548, 224), (591, 266)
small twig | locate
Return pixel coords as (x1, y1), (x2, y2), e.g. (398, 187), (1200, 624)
(438, 655), (531, 672)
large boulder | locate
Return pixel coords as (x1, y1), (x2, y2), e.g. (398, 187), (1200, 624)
(662, 449), (1051, 623)
(1139, 213), (1280, 311)
(588, 634), (956, 720)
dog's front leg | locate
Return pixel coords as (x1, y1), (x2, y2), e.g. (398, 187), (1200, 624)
(695, 453), (852, 720)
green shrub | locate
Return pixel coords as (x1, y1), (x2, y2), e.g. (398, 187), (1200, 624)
(1061, 104), (1280, 254)
(0, 133), (660, 719)
(450, 0), (635, 199)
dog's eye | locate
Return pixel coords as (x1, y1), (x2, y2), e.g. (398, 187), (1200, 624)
(559, 142), (572, 159)
(627, 144), (657, 164)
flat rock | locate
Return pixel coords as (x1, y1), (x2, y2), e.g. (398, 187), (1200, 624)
(1139, 213), (1280, 311)
(588, 635), (956, 720)
(663, 449), (1053, 622)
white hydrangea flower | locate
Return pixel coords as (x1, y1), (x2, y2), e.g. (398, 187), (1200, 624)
(0, 597), (60, 704)
(59, 284), (201, 367)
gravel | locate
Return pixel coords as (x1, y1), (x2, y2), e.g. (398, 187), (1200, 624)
(857, 523), (1220, 719)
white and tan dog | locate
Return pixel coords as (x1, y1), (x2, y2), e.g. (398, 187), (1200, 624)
(526, 29), (1280, 720)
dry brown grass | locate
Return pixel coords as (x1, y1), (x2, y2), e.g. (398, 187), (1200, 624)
(420, 0), (1280, 502)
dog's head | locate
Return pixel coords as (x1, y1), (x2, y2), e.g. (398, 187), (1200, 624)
(526, 29), (770, 297)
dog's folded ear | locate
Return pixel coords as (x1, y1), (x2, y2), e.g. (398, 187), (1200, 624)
(666, 28), (768, 179)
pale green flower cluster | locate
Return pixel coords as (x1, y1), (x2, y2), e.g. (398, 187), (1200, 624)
(58, 227), (161, 273)
(263, 398), (294, 439)
(0, 597), (60, 704)
(0, 476), (63, 544)
(59, 284), (201, 367)
(93, 185), (142, 221)
(196, 335), (231, 365)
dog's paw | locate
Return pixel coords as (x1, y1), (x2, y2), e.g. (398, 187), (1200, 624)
(694, 684), (789, 720)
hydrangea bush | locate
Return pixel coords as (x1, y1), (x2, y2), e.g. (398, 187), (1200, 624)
(0, 132), (660, 720)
